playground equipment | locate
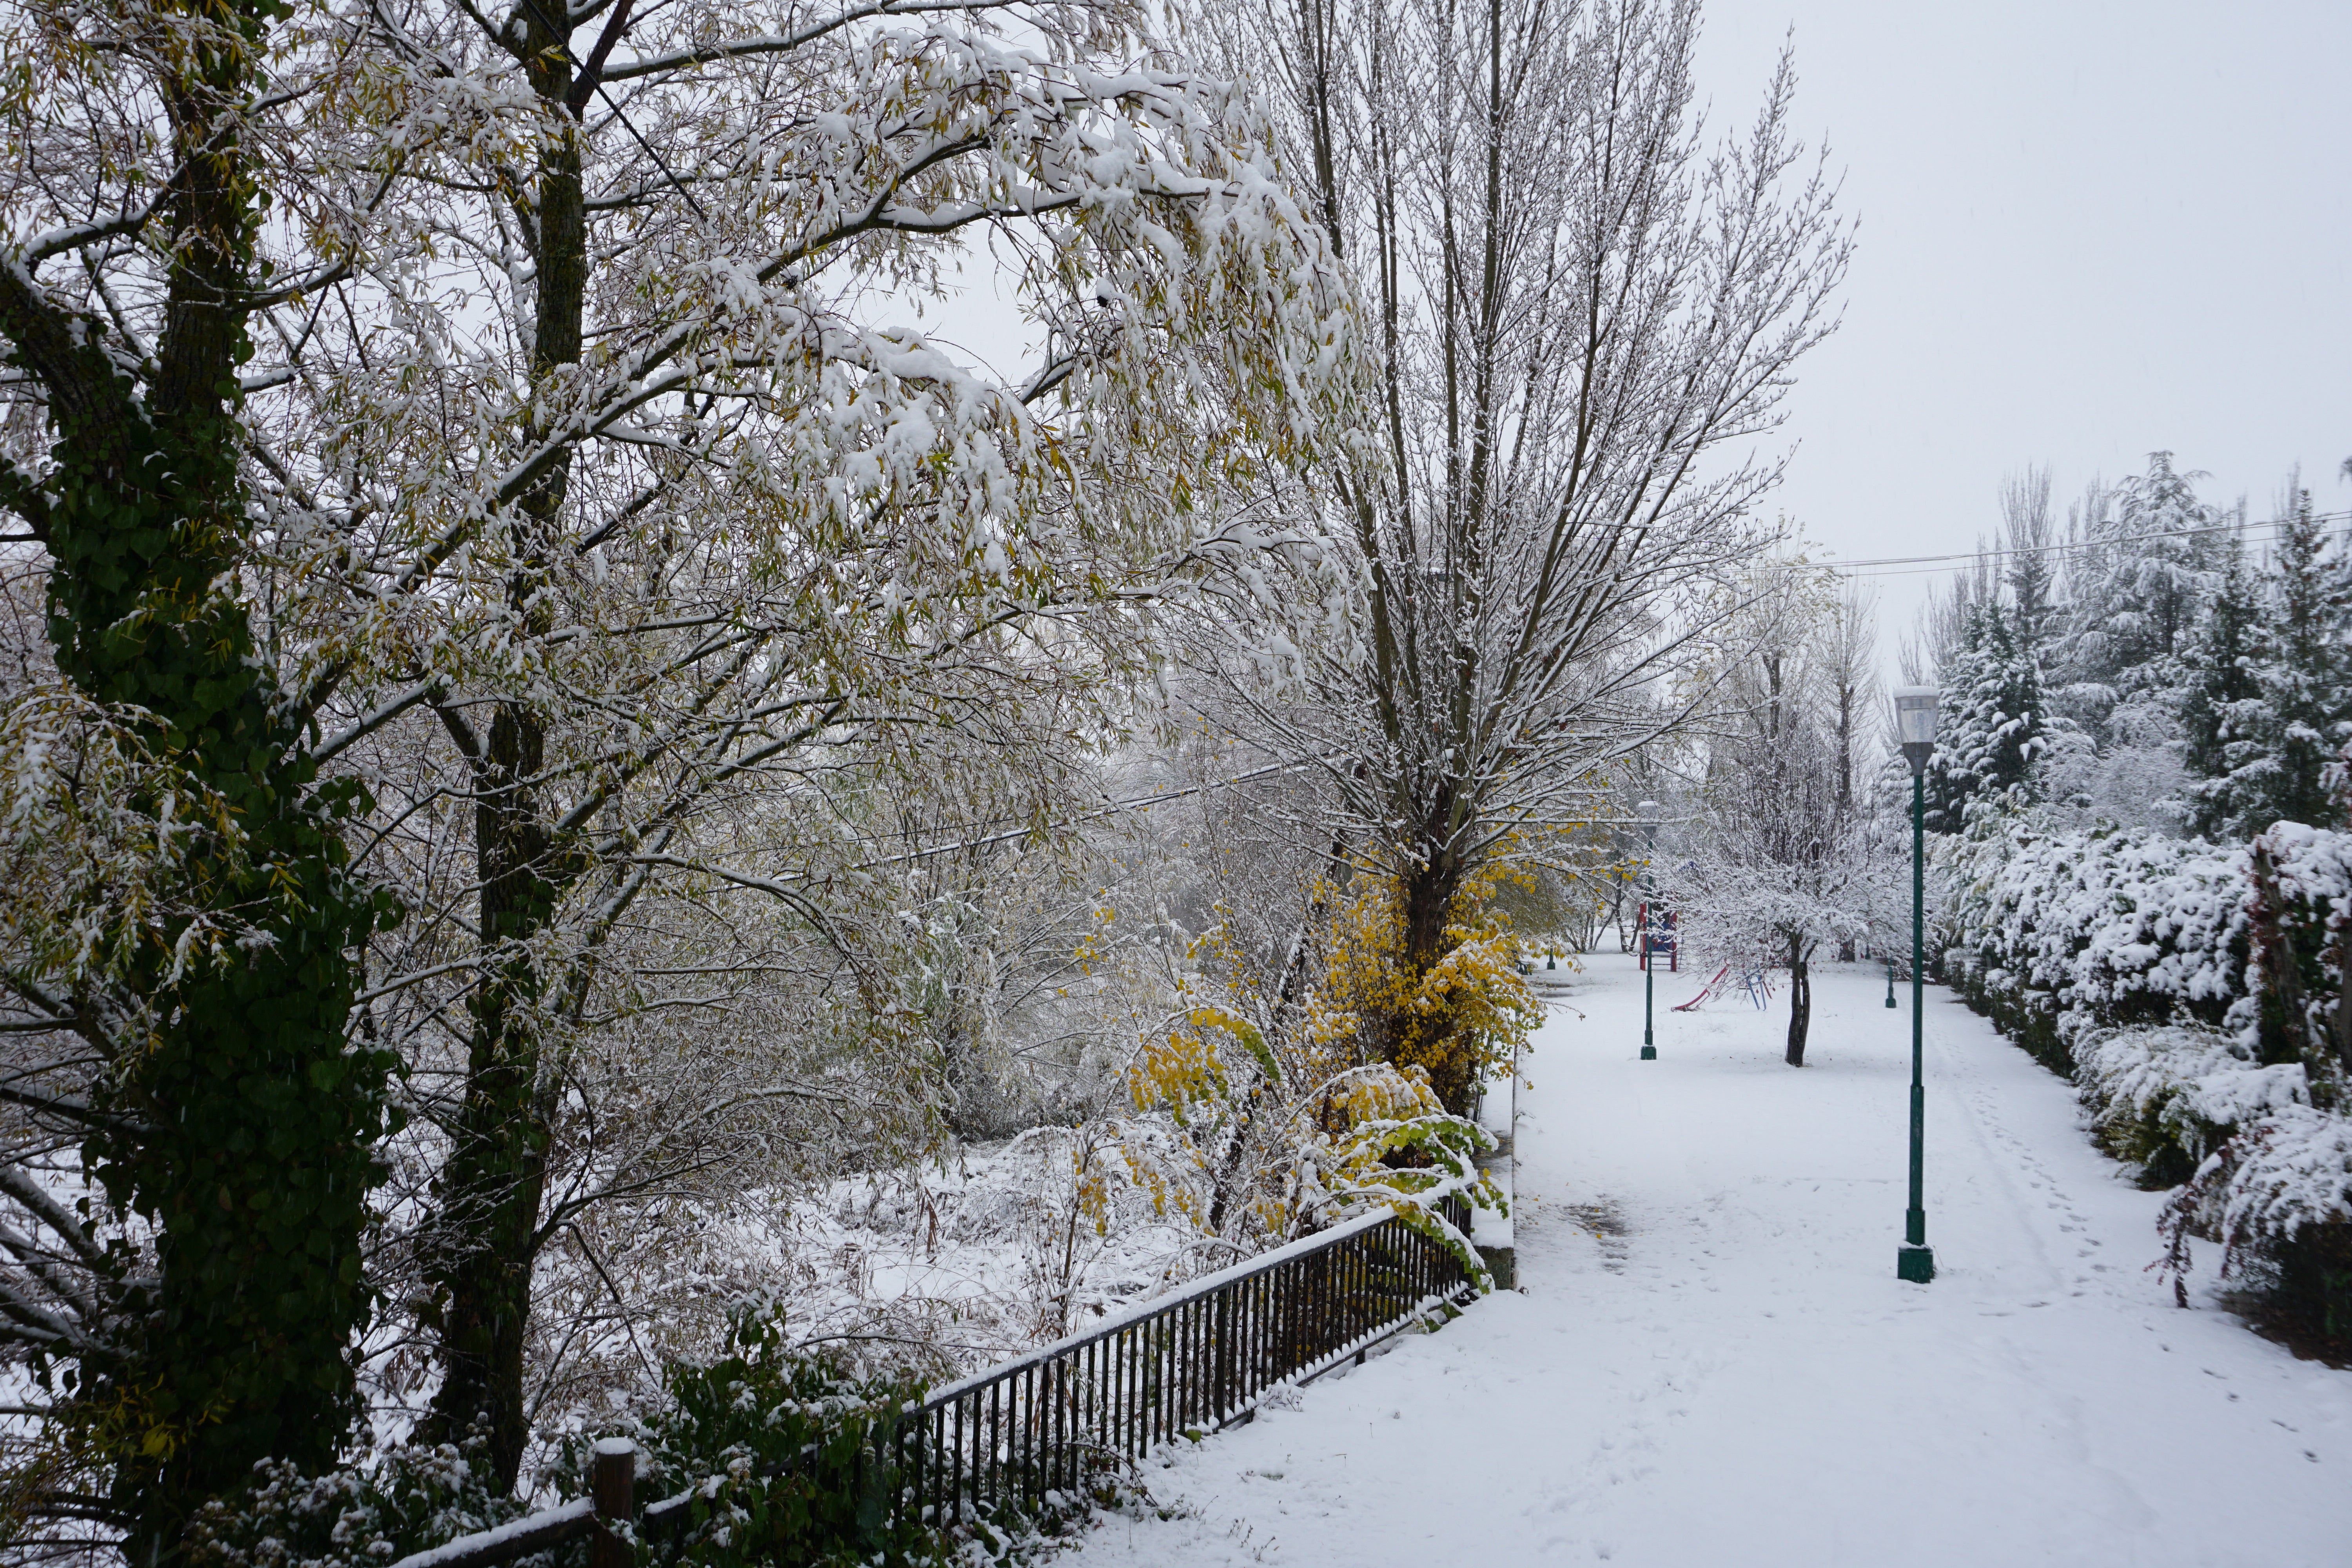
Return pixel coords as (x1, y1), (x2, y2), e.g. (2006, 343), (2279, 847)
(1672, 963), (1732, 1012)
(1672, 953), (1777, 1012)
(1636, 902), (1678, 971)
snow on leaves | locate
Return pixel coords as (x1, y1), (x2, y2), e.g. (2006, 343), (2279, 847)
(1945, 811), (2352, 1309)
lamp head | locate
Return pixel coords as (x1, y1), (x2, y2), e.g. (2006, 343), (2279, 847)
(1634, 800), (1661, 837)
(1893, 687), (1940, 776)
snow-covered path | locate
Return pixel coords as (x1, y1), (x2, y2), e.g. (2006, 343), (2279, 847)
(1060, 956), (2352, 1566)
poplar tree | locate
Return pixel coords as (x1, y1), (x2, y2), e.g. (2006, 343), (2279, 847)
(1185, 0), (1850, 1110)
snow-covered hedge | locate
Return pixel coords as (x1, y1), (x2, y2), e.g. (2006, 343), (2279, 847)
(2161, 1105), (2352, 1328)
(1939, 820), (2352, 1076)
(2243, 822), (2352, 1067)
(1941, 816), (2352, 1335)
(2164, 1105), (2352, 1264)
(1937, 824), (2243, 1071)
(2073, 1023), (2306, 1186)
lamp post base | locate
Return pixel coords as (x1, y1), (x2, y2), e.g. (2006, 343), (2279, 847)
(1640, 1045), (1656, 1060)
(1896, 1243), (1936, 1283)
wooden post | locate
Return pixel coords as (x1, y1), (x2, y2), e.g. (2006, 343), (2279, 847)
(591, 1439), (635, 1568)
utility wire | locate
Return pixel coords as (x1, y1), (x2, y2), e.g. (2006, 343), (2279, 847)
(1829, 511), (2345, 573)
(1826, 509), (2347, 577)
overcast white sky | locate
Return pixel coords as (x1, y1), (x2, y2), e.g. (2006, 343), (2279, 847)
(928, 1), (2351, 664)
(1694, 0), (2352, 650)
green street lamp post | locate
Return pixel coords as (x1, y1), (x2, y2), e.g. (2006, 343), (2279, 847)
(1893, 687), (1941, 1284)
(1637, 803), (1660, 1060)
(1885, 960), (1898, 1009)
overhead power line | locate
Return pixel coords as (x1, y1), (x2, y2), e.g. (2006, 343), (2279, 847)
(1825, 510), (2349, 578)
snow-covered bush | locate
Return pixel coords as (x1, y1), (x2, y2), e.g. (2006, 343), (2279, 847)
(1122, 871), (1513, 1284)
(1906, 459), (2352, 1341)
(583, 1308), (934, 1568)
(1938, 817), (2352, 1075)
(2161, 1107), (2352, 1336)
(2073, 1024), (2304, 1187)
(2241, 822), (2352, 1069)
(1944, 806), (2352, 1338)
(185, 1437), (528, 1568)
(1938, 820), (2243, 1072)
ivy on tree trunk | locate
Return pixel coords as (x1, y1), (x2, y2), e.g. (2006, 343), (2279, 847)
(0, 0), (396, 1550)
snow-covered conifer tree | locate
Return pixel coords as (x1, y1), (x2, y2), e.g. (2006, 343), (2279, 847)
(2056, 452), (2221, 747)
(2000, 466), (2061, 649)
(1924, 600), (2065, 834)
(2181, 534), (2269, 838)
(2181, 483), (2352, 841)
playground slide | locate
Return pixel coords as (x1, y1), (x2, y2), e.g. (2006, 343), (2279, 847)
(1673, 963), (1731, 1012)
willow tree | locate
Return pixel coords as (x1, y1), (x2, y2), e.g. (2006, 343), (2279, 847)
(0, 0), (1348, 1537)
(1190, 0), (1848, 1107)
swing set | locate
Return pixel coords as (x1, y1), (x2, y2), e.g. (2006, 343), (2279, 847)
(1637, 896), (1777, 1013)
(1670, 955), (1776, 1011)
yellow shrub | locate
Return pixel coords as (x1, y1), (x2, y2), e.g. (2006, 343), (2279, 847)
(1310, 862), (1542, 1112)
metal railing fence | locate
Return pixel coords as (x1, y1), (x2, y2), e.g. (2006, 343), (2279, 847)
(892, 1197), (1474, 1528)
(388, 1200), (1477, 1568)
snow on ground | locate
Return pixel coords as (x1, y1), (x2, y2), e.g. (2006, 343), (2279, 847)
(777, 1131), (1213, 1377)
(1059, 955), (2352, 1567)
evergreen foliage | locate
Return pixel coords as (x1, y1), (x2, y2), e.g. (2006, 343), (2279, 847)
(1918, 451), (2352, 1348)
(1923, 601), (2060, 833)
(1938, 811), (2352, 1346)
(2183, 489), (2352, 839)
(183, 1314), (944, 1568)
(1927, 452), (2350, 847)
(184, 1439), (526, 1568)
(2058, 450), (2219, 740)
(594, 1309), (936, 1568)
(2180, 536), (2266, 835)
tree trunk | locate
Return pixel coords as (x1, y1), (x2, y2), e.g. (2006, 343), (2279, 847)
(420, 33), (588, 1491)
(0, 1), (390, 1548)
(2247, 837), (2314, 1073)
(2334, 902), (2352, 1081)
(1391, 849), (1479, 1113)
(423, 702), (559, 1491)
(1784, 932), (1811, 1067)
